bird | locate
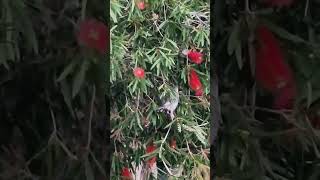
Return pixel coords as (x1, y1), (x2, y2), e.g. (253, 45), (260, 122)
(157, 86), (179, 120)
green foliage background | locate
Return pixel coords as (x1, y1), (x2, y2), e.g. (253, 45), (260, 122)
(214, 0), (320, 179)
(110, 0), (210, 179)
(0, 0), (107, 179)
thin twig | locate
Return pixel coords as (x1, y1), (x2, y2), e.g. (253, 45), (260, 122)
(50, 109), (78, 159)
(81, 0), (87, 20)
(185, 140), (195, 159)
(136, 90), (140, 111)
(304, 0), (310, 17)
(87, 85), (96, 150)
(90, 150), (107, 177)
(161, 158), (173, 176)
(245, 0), (251, 14)
(25, 146), (49, 166)
(50, 108), (57, 133)
(56, 138), (78, 160)
(159, 124), (172, 158)
(253, 127), (306, 137)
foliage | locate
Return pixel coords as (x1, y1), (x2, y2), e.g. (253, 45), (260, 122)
(0, 0), (107, 179)
(110, 0), (210, 179)
(215, 0), (320, 179)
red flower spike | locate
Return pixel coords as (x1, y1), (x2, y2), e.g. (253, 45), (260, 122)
(255, 25), (295, 92)
(146, 143), (156, 153)
(133, 67), (145, 79)
(136, 1), (145, 10)
(195, 88), (203, 96)
(273, 85), (296, 109)
(187, 51), (204, 64)
(121, 167), (131, 178)
(255, 25), (296, 109)
(146, 143), (157, 167)
(188, 69), (202, 92)
(148, 157), (157, 167)
(77, 18), (108, 54)
(170, 139), (177, 149)
(262, 0), (294, 7)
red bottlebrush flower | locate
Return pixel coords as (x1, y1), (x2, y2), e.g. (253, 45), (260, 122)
(136, 1), (145, 10)
(255, 25), (295, 92)
(255, 25), (296, 109)
(261, 0), (294, 7)
(170, 139), (177, 149)
(146, 143), (156, 153)
(77, 18), (108, 54)
(187, 50), (204, 64)
(195, 88), (203, 96)
(146, 143), (157, 167)
(121, 167), (132, 178)
(133, 67), (145, 79)
(273, 85), (296, 109)
(148, 157), (157, 167)
(188, 69), (202, 92)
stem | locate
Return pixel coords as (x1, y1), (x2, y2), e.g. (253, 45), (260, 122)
(136, 90), (140, 110)
(81, 0), (87, 20)
(245, 0), (251, 13)
(304, 0), (310, 17)
(159, 124), (172, 157)
(245, 0), (256, 78)
(50, 108), (57, 133)
(87, 85), (96, 150)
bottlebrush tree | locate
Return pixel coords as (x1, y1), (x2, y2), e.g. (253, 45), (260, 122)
(0, 0), (108, 179)
(110, 0), (210, 179)
(214, 0), (320, 179)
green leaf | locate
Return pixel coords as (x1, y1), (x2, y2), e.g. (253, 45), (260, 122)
(158, 20), (167, 30)
(308, 166), (320, 180)
(262, 19), (306, 44)
(310, 70), (320, 88)
(0, 44), (7, 66)
(199, 32), (205, 47)
(60, 80), (74, 118)
(136, 112), (143, 130)
(145, 79), (154, 88)
(291, 51), (313, 79)
(166, 38), (178, 49)
(24, 18), (39, 54)
(159, 47), (171, 52)
(159, 50), (171, 63)
(307, 82), (312, 108)
(110, 10), (117, 23)
(140, 146), (160, 158)
(132, 79), (139, 93)
(84, 157), (95, 180)
(6, 43), (15, 61)
(57, 60), (77, 82)
(151, 58), (161, 70)
(235, 43), (243, 69)
(72, 60), (89, 98)
(228, 21), (240, 55)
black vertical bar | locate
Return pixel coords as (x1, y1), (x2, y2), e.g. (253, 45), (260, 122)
(105, 0), (111, 179)
(211, 0), (224, 179)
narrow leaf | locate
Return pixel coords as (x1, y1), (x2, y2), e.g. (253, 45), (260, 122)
(57, 60), (77, 82)
(228, 21), (240, 55)
(84, 157), (95, 180)
(235, 43), (243, 69)
(72, 60), (89, 98)
(262, 19), (306, 44)
(307, 82), (312, 108)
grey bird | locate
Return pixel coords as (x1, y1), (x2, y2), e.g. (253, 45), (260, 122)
(157, 86), (179, 120)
